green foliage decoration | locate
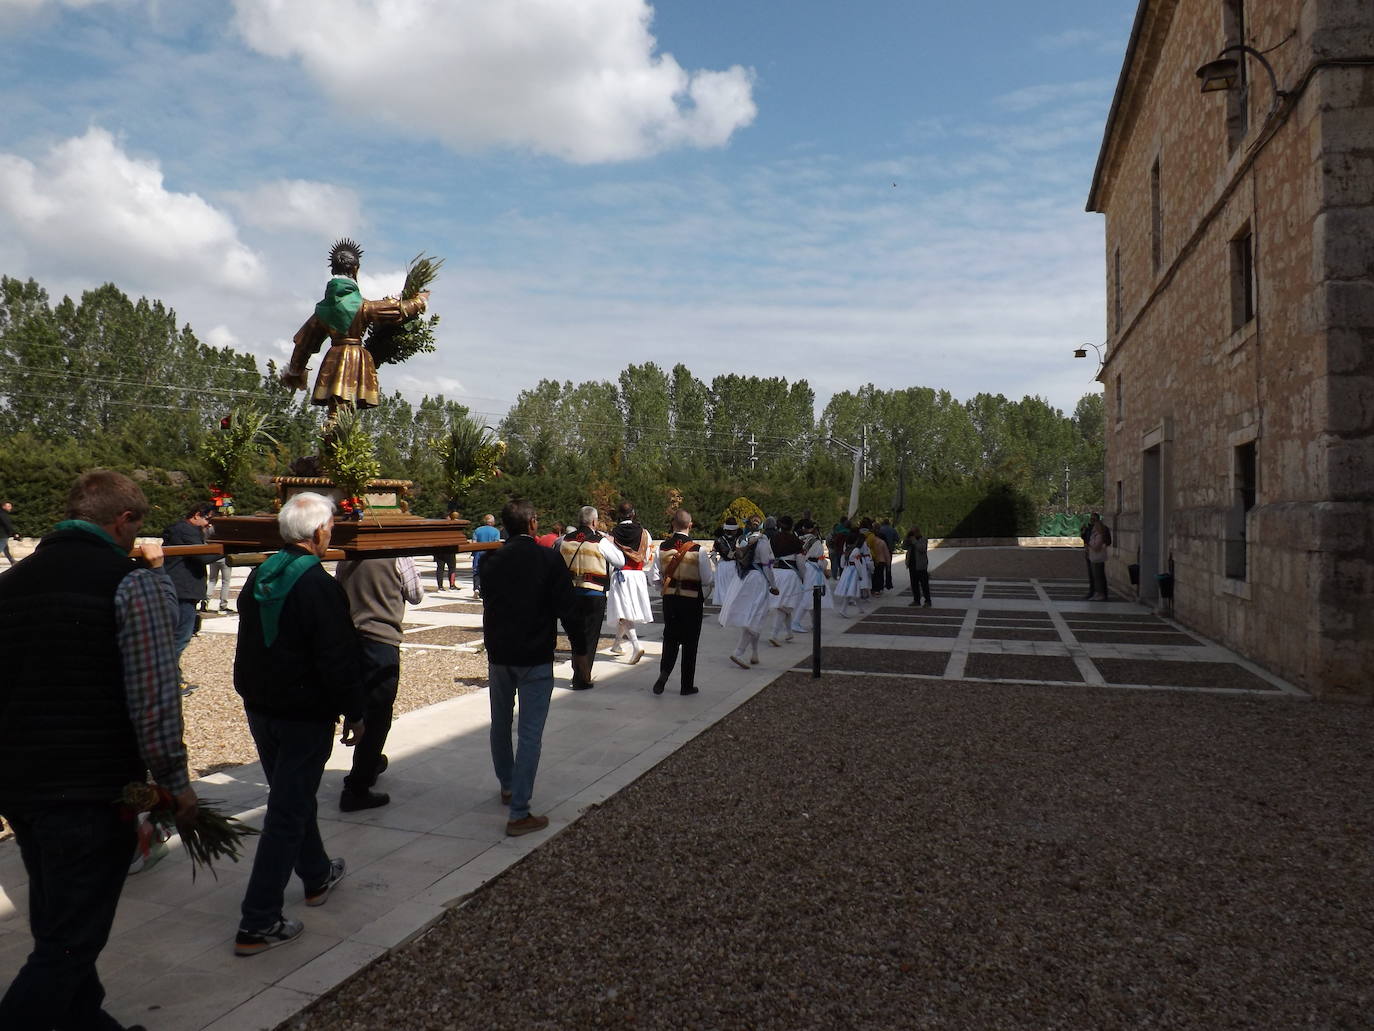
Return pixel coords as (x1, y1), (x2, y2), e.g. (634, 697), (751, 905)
(318, 409), (380, 506)
(197, 407), (278, 494)
(365, 254), (443, 367)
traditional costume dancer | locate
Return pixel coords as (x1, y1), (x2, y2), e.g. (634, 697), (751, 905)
(718, 518), (779, 667)
(767, 516), (805, 646)
(606, 502), (653, 664)
(712, 518), (744, 613)
(834, 530), (873, 617)
(791, 520), (833, 633)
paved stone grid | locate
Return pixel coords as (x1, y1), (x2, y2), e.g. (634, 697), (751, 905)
(809, 577), (1302, 697)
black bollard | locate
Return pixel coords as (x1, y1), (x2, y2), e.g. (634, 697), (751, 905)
(812, 584), (822, 678)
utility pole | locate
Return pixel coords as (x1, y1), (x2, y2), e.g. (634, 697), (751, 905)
(748, 433), (758, 469)
(830, 426), (865, 519)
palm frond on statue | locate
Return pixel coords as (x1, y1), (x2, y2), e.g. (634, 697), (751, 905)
(365, 254), (444, 368)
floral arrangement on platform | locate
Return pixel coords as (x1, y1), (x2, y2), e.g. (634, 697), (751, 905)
(119, 782), (259, 881)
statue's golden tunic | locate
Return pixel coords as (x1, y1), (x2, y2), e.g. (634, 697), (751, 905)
(282, 284), (426, 411)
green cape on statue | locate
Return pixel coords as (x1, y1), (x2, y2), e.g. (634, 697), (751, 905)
(315, 276), (364, 336)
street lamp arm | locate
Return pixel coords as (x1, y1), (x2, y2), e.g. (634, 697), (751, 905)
(1214, 44), (1285, 102)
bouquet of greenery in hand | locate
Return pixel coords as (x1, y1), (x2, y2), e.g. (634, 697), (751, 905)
(365, 253), (443, 367)
(118, 782), (259, 882)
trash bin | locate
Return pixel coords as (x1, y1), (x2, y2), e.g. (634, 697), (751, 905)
(1128, 563), (1140, 586)
(1155, 572), (1174, 599)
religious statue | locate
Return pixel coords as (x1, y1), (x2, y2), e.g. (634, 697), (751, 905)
(282, 238), (432, 415)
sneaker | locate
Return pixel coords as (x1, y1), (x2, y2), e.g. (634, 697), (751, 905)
(629, 648), (645, 665)
(506, 814), (549, 837)
(128, 839), (168, 876)
(339, 788), (389, 812)
(768, 638), (781, 647)
(304, 858), (346, 906)
(235, 917), (304, 956)
(730, 654), (749, 669)
(608, 643), (624, 655)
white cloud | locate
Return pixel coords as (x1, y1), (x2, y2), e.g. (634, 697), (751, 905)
(229, 0), (756, 163)
(0, 128), (264, 291)
(203, 325), (239, 350)
(227, 179), (362, 237)
(0, 0), (116, 9)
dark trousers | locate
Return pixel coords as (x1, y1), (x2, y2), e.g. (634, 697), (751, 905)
(659, 595), (704, 691)
(239, 711), (334, 931)
(909, 568), (931, 604)
(560, 593), (604, 688)
(1089, 561), (1109, 598)
(173, 598), (198, 659)
(0, 801), (136, 1031)
(883, 560), (894, 591)
(345, 638), (399, 793)
(433, 553), (455, 589)
(872, 561), (888, 592)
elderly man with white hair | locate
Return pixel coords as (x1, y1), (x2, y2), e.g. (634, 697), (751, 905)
(232, 492), (366, 957)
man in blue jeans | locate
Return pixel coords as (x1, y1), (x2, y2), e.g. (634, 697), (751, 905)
(232, 492), (365, 956)
(480, 499), (580, 836)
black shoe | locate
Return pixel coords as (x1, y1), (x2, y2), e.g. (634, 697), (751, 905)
(339, 788), (390, 812)
(680, 685), (699, 696)
(374, 754), (388, 778)
(235, 917), (304, 956)
(304, 858), (346, 906)
(568, 680), (595, 691)
(652, 677), (667, 695)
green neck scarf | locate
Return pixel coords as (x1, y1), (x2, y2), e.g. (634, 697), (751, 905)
(315, 276), (363, 336)
(53, 519), (129, 558)
(253, 549), (321, 647)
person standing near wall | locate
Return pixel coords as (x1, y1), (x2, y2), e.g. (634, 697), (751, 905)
(1087, 513), (1112, 601)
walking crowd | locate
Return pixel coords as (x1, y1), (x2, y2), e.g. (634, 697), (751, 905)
(2, 470), (1115, 1029)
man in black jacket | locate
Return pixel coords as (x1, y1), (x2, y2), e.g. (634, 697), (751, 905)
(163, 503), (212, 689)
(482, 499), (580, 836)
(0, 469), (197, 1031)
(0, 500), (17, 565)
(232, 492), (365, 956)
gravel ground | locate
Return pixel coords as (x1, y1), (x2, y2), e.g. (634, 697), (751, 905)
(178, 632), (487, 778)
(285, 676), (1374, 1031)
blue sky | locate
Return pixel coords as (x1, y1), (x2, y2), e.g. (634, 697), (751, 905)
(0, 0), (1136, 421)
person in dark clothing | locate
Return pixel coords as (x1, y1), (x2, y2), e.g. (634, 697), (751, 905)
(163, 503), (213, 687)
(653, 509), (714, 696)
(232, 491), (365, 957)
(335, 556), (424, 811)
(0, 469), (197, 1031)
(0, 500), (17, 565)
(481, 499), (580, 836)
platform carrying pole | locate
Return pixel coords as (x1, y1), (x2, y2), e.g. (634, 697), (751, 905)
(812, 585), (822, 679)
